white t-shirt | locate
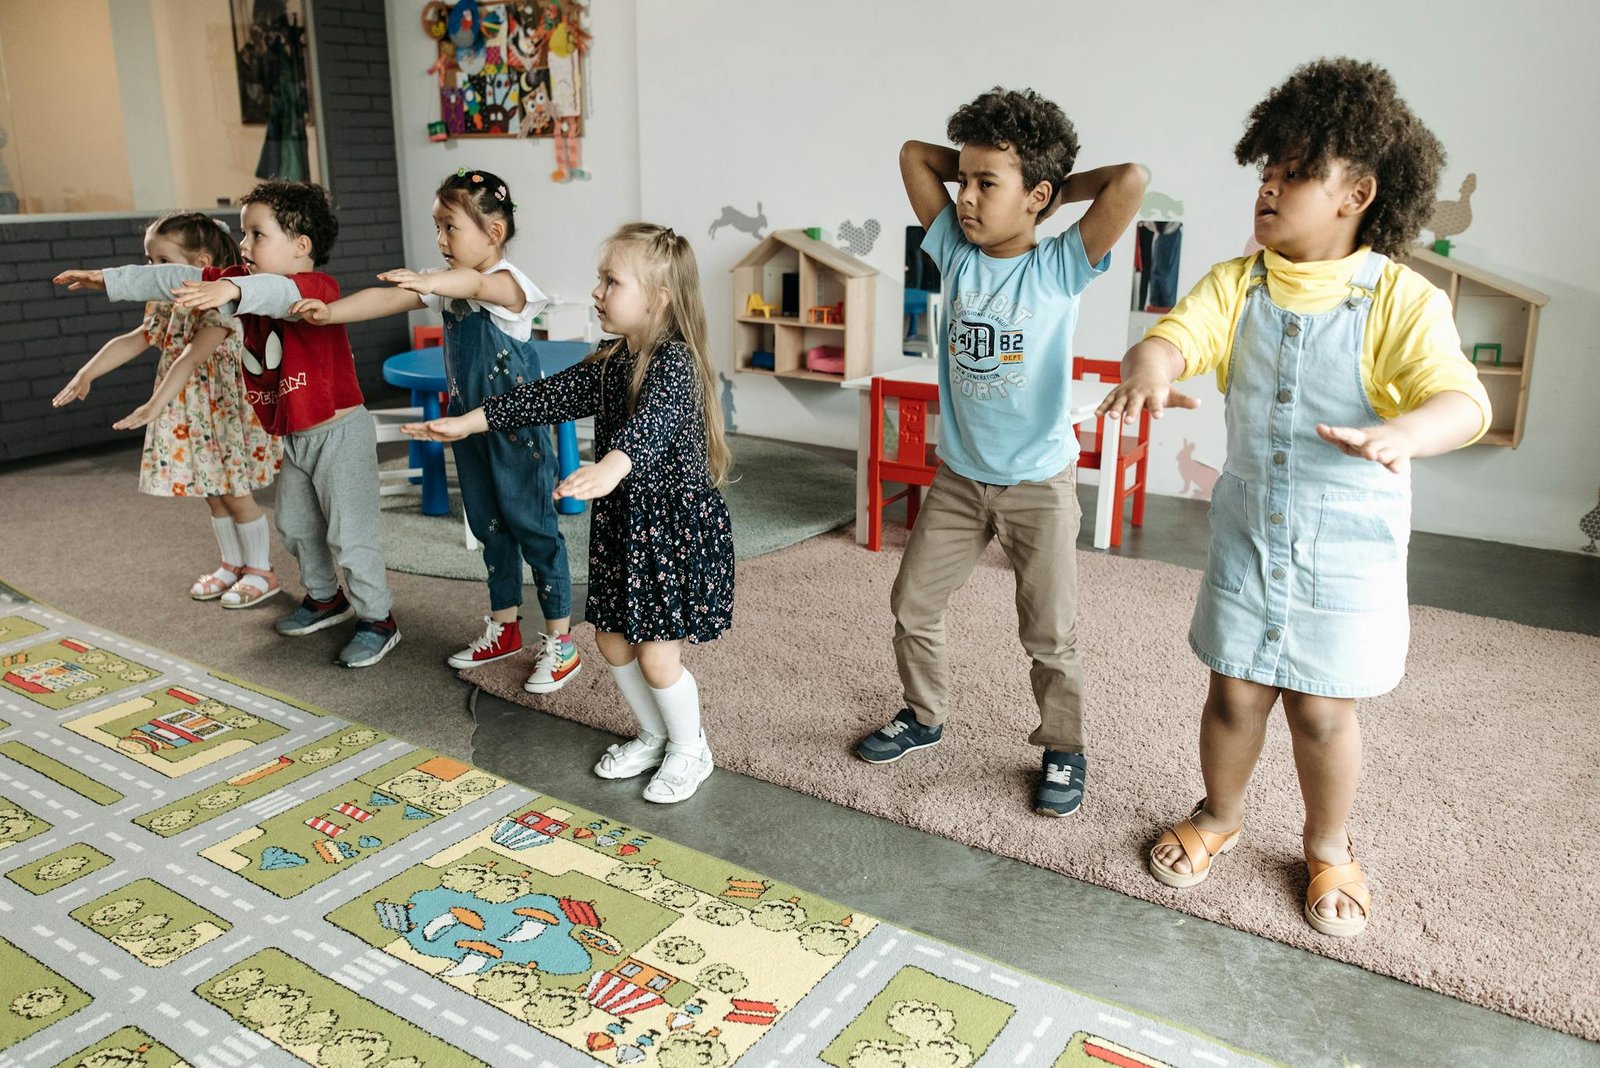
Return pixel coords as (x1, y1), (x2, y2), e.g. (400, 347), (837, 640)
(419, 259), (549, 341)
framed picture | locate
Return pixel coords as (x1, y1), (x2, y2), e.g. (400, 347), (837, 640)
(231, 0), (314, 127)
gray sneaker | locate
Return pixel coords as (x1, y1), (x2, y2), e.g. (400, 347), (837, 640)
(337, 617), (401, 668)
(1036, 750), (1086, 817)
(856, 709), (943, 764)
(275, 591), (354, 637)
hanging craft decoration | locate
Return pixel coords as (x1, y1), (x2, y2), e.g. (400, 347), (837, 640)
(420, 0), (591, 181)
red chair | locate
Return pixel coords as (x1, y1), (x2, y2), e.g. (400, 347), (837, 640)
(1072, 357), (1150, 548)
(412, 324), (443, 349)
(867, 377), (941, 551)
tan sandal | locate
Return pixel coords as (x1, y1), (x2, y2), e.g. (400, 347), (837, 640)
(1149, 800), (1242, 889)
(221, 567), (281, 609)
(191, 564), (242, 601)
(1304, 835), (1371, 938)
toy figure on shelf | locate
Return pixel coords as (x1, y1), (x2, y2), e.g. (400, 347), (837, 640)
(1426, 173), (1475, 255)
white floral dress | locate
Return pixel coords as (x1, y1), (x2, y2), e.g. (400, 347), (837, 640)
(137, 301), (281, 498)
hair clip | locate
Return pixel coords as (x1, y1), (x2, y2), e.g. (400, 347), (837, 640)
(494, 184), (507, 200)
(456, 167), (468, 177)
(213, 219), (232, 234)
(471, 172), (484, 183)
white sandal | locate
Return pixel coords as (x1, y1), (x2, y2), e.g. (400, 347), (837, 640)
(191, 563), (242, 601)
(642, 737), (714, 804)
(594, 732), (667, 780)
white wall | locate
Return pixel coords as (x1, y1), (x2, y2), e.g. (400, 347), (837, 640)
(384, 0), (640, 310)
(388, 1), (1600, 551)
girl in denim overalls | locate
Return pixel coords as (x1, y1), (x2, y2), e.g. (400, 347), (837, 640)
(1102, 60), (1490, 938)
(293, 170), (577, 692)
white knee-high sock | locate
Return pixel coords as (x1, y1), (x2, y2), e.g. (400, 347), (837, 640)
(210, 517), (242, 578)
(609, 660), (666, 739)
(236, 516), (272, 570)
(649, 670), (703, 746)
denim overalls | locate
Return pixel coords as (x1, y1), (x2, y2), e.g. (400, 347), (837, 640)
(443, 296), (571, 621)
(1189, 251), (1410, 698)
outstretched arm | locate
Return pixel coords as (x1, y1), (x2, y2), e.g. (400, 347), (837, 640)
(1054, 163), (1149, 265)
(1316, 390), (1483, 474)
(377, 267), (527, 313)
(1096, 336), (1201, 422)
(113, 323), (231, 430)
(52, 327), (150, 407)
(900, 140), (958, 231)
(291, 285), (425, 325)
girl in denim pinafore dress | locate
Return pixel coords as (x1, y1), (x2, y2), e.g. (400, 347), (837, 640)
(417, 171), (579, 694)
(1105, 59), (1491, 943)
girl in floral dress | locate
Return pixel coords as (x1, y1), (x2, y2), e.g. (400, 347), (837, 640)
(53, 213), (282, 607)
(406, 223), (734, 804)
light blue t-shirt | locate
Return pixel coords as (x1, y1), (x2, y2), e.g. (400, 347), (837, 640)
(923, 203), (1109, 484)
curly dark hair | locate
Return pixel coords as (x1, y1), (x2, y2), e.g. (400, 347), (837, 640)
(435, 169), (517, 242)
(1235, 58), (1444, 256)
(947, 87), (1079, 201)
(239, 180), (339, 266)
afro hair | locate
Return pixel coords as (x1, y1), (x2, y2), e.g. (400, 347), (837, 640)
(947, 87), (1079, 201)
(1235, 57), (1445, 256)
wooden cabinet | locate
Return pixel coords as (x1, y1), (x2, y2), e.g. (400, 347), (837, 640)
(730, 229), (877, 381)
(1408, 247), (1548, 448)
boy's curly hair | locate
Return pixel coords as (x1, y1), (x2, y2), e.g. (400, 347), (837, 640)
(1235, 58), (1444, 256)
(239, 180), (339, 266)
(947, 87), (1079, 201)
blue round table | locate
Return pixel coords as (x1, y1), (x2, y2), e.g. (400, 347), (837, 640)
(381, 341), (591, 518)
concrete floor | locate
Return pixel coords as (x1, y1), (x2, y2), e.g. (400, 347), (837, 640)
(470, 474), (1600, 1068)
(4, 440), (1597, 1065)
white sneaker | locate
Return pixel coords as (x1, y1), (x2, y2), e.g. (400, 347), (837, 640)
(642, 737), (714, 804)
(594, 732), (667, 779)
(523, 632), (583, 693)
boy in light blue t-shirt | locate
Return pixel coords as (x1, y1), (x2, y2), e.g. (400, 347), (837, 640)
(855, 87), (1146, 818)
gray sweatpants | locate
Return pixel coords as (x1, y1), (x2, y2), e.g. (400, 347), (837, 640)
(275, 407), (393, 620)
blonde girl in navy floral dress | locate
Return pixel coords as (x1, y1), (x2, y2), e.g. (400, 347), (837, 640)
(407, 223), (734, 804)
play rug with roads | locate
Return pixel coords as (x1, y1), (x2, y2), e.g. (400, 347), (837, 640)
(0, 581), (1269, 1068)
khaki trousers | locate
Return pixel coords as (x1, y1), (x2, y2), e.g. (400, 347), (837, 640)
(890, 464), (1086, 750)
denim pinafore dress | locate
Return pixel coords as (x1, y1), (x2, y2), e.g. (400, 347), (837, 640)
(443, 296), (571, 620)
(1189, 251), (1410, 699)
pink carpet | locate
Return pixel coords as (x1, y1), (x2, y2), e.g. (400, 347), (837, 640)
(465, 526), (1600, 1040)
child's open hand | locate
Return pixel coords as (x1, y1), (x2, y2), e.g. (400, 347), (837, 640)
(401, 415), (473, 442)
(554, 451), (632, 502)
(52, 371), (92, 407)
(113, 402), (159, 431)
(290, 298), (331, 323)
(53, 269), (105, 291)
(377, 268), (436, 295)
(172, 279), (241, 312)
(1316, 423), (1412, 474)
(1096, 373), (1201, 422)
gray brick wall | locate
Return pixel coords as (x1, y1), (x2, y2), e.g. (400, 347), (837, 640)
(0, 0), (409, 464)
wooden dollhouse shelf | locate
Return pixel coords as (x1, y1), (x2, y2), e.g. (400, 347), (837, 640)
(1408, 247), (1548, 449)
(730, 230), (877, 379)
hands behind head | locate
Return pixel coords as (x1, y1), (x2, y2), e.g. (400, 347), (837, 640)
(53, 269), (105, 291)
(171, 279), (241, 311)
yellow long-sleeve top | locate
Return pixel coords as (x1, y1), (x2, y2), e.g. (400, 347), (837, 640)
(1145, 247), (1492, 442)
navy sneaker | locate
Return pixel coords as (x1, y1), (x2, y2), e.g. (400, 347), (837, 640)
(337, 616), (401, 668)
(856, 709), (943, 764)
(1036, 750), (1087, 817)
(275, 590), (354, 637)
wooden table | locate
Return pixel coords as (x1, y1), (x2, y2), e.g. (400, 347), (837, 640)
(841, 358), (1120, 549)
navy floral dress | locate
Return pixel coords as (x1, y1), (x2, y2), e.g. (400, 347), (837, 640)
(482, 338), (734, 644)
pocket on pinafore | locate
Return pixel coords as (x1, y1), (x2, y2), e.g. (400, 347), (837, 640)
(1205, 472), (1251, 594)
(1313, 491), (1403, 612)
